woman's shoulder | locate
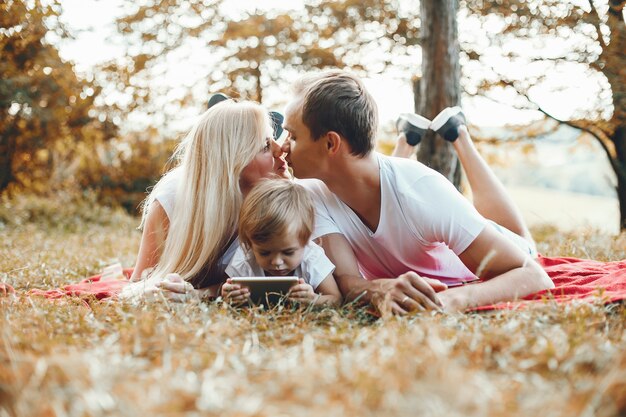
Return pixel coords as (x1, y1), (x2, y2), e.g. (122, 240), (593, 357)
(151, 168), (183, 220)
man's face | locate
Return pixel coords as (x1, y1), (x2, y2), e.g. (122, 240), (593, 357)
(281, 99), (327, 179)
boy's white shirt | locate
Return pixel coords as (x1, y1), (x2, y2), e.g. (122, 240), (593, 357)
(226, 241), (335, 290)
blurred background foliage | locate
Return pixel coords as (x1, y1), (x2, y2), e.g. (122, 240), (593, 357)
(0, 0), (175, 214)
(1, 0), (624, 227)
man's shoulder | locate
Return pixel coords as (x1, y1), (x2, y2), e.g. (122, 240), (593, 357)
(379, 153), (436, 179)
(379, 154), (441, 195)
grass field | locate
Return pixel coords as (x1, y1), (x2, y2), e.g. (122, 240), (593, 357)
(1, 195), (626, 417)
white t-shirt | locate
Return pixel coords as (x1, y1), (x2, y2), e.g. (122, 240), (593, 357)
(225, 241), (336, 290)
(150, 168), (239, 274)
(151, 168), (181, 221)
(299, 154), (489, 286)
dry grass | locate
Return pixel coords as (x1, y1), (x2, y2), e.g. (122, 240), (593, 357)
(1, 195), (626, 417)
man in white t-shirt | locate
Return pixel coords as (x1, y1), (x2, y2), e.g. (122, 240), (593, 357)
(281, 71), (553, 313)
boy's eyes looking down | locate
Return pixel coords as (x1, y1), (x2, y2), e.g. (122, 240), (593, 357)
(258, 249), (297, 257)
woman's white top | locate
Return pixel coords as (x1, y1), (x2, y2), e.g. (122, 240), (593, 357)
(151, 168), (239, 275)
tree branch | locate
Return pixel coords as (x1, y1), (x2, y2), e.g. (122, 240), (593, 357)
(514, 86), (619, 175)
(587, 0), (608, 49)
(475, 69), (619, 175)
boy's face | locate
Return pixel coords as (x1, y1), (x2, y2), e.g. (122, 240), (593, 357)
(281, 98), (328, 180)
(250, 231), (306, 277)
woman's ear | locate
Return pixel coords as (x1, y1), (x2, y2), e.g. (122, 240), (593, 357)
(325, 131), (342, 155)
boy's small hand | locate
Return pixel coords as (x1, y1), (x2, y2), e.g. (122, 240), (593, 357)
(287, 279), (316, 304)
(221, 278), (250, 305)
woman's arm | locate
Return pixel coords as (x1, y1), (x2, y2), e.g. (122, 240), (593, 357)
(130, 201), (169, 282)
(126, 201), (225, 302)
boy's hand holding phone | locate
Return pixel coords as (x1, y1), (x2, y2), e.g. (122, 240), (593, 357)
(287, 278), (317, 304)
(221, 278), (250, 304)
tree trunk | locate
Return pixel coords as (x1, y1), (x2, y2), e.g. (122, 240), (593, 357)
(415, 0), (462, 187)
(0, 123), (16, 192)
(604, 0), (626, 230)
(0, 145), (13, 192)
(612, 125), (626, 230)
(253, 65), (262, 103)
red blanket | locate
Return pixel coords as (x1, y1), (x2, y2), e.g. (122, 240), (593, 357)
(26, 257), (626, 309)
(474, 255), (626, 311)
(28, 268), (133, 301)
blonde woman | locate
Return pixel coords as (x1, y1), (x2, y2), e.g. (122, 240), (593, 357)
(123, 100), (289, 301)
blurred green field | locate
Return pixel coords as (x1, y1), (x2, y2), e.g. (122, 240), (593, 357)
(1, 194), (625, 416)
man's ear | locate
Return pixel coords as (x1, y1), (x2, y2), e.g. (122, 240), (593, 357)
(325, 131), (342, 155)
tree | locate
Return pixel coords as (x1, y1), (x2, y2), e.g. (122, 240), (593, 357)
(462, 0), (626, 229)
(307, 0), (462, 184)
(0, 0), (115, 193)
(107, 0), (428, 124)
(109, 0), (465, 181)
(107, 0), (625, 228)
(304, 0), (421, 74)
(414, 0), (462, 185)
(104, 0), (344, 124)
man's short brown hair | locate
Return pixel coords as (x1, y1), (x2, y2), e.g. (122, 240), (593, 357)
(292, 71), (378, 157)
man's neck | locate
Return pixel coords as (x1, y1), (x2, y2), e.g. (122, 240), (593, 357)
(323, 152), (381, 231)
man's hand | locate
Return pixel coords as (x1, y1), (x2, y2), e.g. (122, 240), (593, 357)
(221, 278), (250, 305)
(287, 279), (317, 304)
(372, 272), (447, 315)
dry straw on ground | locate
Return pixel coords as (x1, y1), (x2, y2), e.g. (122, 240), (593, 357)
(1, 195), (625, 416)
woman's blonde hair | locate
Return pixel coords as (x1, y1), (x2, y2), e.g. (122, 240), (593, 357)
(142, 100), (272, 288)
(238, 179), (315, 250)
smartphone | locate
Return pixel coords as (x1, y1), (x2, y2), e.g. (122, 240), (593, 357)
(229, 276), (299, 305)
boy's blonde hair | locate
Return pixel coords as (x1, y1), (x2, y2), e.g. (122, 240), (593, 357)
(239, 179), (315, 250)
(141, 100), (273, 288)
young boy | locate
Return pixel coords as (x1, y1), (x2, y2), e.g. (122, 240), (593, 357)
(222, 179), (342, 306)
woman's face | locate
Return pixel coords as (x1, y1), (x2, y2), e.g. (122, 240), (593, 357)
(239, 137), (289, 193)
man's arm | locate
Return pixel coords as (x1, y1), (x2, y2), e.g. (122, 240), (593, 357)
(320, 233), (445, 313)
(439, 225), (554, 312)
(319, 233), (370, 301)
